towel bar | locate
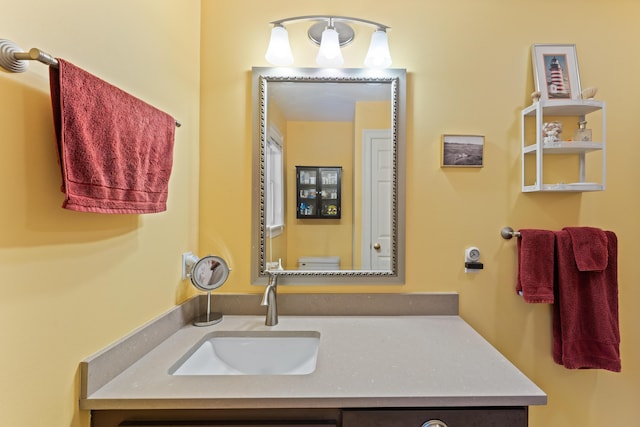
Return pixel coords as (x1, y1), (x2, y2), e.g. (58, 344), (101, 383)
(14, 47), (59, 68)
(501, 226), (521, 240)
(0, 38), (181, 127)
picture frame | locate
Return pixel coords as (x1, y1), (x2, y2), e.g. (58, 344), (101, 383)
(531, 44), (582, 102)
(441, 134), (484, 167)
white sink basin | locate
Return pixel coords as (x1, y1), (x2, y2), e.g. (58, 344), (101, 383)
(170, 330), (320, 376)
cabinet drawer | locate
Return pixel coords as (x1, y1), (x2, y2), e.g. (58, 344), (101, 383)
(92, 409), (340, 427)
(342, 407), (527, 427)
(121, 424), (334, 427)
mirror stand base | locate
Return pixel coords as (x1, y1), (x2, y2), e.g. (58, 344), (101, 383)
(193, 311), (223, 327)
(193, 291), (223, 326)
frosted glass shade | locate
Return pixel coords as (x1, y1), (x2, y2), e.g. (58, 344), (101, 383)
(364, 30), (392, 68)
(265, 26), (294, 66)
(316, 28), (344, 67)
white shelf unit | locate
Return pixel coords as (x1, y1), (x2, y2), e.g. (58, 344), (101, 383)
(521, 100), (606, 192)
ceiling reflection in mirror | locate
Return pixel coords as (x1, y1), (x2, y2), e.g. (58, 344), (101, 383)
(251, 67), (405, 284)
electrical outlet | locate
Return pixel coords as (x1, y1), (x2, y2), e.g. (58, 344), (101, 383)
(181, 252), (198, 280)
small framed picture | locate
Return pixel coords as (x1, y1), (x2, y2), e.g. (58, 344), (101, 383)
(441, 134), (484, 167)
(531, 44), (582, 102)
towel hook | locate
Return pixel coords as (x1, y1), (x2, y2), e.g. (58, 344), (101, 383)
(501, 226), (521, 240)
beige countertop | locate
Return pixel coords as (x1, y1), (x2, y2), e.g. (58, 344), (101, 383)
(80, 294), (546, 410)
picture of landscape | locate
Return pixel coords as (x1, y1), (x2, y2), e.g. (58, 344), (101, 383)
(442, 135), (484, 167)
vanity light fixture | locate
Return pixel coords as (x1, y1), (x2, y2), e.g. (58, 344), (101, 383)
(315, 18), (344, 67)
(265, 15), (392, 68)
(265, 25), (294, 66)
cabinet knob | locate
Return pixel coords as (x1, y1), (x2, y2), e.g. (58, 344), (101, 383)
(373, 243), (381, 250)
(421, 421), (448, 427)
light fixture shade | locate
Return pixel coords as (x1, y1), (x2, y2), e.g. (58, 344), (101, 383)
(364, 30), (392, 68)
(265, 26), (294, 66)
(316, 28), (344, 67)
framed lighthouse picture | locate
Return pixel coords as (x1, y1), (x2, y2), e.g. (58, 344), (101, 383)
(531, 44), (582, 102)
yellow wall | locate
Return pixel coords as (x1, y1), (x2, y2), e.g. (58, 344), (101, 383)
(201, 1), (640, 426)
(2, 1), (638, 426)
(286, 121), (353, 269)
(0, 1), (200, 426)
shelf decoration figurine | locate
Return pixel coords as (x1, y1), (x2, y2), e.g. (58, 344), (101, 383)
(531, 91), (541, 103)
(542, 121), (563, 144)
(573, 120), (592, 142)
(581, 86), (598, 100)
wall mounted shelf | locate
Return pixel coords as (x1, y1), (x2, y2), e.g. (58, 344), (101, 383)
(521, 99), (606, 192)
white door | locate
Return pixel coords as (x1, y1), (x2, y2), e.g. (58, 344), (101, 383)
(362, 130), (392, 270)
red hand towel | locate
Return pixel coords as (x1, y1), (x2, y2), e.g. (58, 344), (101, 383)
(516, 229), (555, 303)
(563, 226), (608, 271)
(49, 59), (175, 214)
(553, 229), (621, 372)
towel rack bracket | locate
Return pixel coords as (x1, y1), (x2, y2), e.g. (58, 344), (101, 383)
(0, 39), (29, 73)
(501, 226), (521, 240)
(1, 39), (59, 72)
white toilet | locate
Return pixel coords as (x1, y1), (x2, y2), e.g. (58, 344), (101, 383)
(297, 256), (340, 270)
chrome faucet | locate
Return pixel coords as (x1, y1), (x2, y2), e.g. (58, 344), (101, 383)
(261, 273), (278, 326)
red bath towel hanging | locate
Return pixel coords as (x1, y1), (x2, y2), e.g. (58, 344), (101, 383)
(553, 228), (621, 372)
(49, 59), (176, 214)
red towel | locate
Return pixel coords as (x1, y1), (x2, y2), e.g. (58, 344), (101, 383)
(49, 59), (175, 214)
(516, 229), (555, 303)
(563, 226), (608, 271)
(553, 229), (621, 372)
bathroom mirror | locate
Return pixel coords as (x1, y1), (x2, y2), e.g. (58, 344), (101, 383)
(251, 67), (406, 284)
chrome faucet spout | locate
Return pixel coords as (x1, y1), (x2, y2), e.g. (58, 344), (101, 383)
(261, 273), (278, 326)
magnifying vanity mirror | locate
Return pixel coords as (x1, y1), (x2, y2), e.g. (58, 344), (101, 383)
(251, 67), (406, 284)
(186, 255), (230, 326)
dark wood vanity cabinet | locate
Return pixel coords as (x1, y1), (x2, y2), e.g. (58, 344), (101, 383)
(341, 407), (528, 426)
(91, 407), (527, 427)
(296, 166), (342, 219)
(91, 409), (340, 427)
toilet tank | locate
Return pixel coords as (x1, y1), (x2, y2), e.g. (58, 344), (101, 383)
(298, 256), (340, 270)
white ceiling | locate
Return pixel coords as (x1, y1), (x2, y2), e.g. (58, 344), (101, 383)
(268, 81), (391, 122)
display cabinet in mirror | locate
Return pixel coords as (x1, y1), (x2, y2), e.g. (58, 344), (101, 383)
(251, 67), (406, 284)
